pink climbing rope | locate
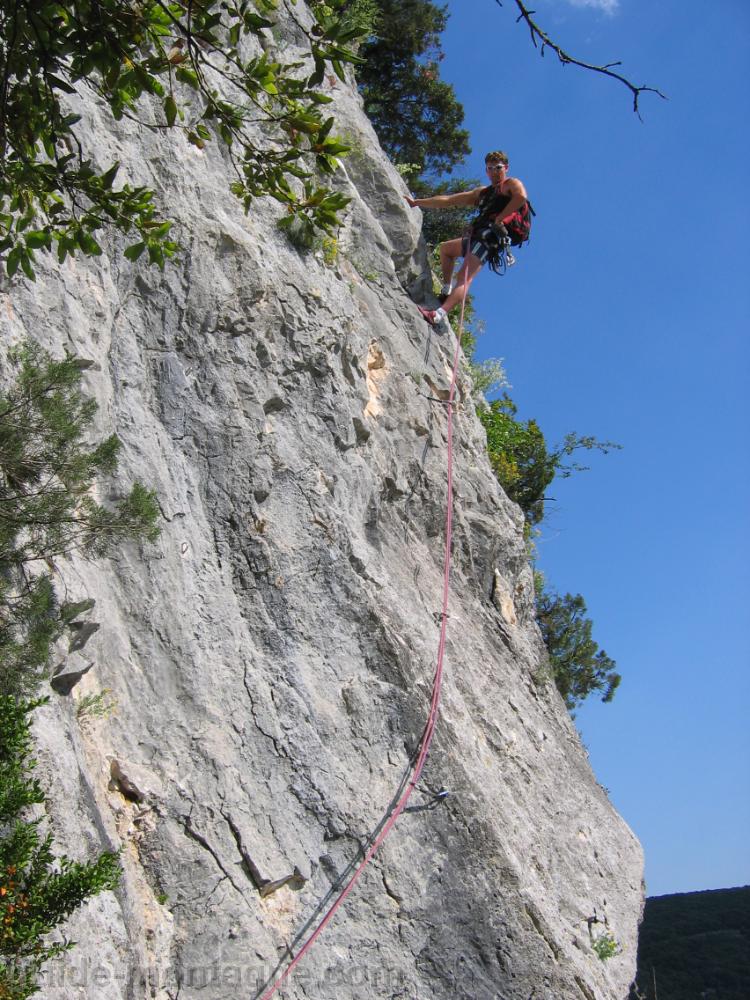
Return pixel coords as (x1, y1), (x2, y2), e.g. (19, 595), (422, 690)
(258, 264), (471, 1000)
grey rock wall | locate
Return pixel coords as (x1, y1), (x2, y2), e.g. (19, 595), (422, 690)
(0, 6), (643, 998)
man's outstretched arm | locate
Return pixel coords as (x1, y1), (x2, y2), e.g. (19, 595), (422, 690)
(404, 188), (483, 210)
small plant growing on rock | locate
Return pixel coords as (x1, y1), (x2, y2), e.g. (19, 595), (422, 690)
(311, 235), (340, 268)
(592, 931), (621, 962)
(322, 236), (339, 267)
(535, 577), (621, 712)
(350, 258), (379, 282)
(394, 162), (422, 183)
(76, 689), (116, 723)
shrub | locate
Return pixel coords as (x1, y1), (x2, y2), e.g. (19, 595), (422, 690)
(478, 394), (621, 711)
(469, 358), (509, 398)
(535, 579), (621, 711)
(0, 341), (159, 696)
(478, 394), (620, 527)
(478, 395), (555, 527)
(0, 339), (160, 990)
(0, 696), (120, 998)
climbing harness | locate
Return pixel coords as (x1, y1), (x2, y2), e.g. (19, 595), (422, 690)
(473, 184), (535, 247)
(255, 240), (472, 1000)
(468, 184), (535, 274)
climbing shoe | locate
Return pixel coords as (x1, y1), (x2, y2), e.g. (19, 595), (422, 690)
(418, 306), (448, 330)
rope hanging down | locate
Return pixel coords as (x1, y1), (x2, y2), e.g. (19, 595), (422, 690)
(256, 262), (471, 1000)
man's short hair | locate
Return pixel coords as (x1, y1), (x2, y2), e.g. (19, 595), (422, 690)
(485, 150), (509, 167)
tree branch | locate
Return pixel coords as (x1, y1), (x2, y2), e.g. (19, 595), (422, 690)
(494, 0), (666, 118)
(0, 0), (22, 153)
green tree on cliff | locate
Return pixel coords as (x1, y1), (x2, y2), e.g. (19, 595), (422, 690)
(357, 0), (470, 177)
(478, 397), (621, 709)
(478, 395), (620, 528)
(0, 696), (121, 999)
(0, 340), (161, 994)
(0, 0), (372, 277)
(0, 341), (159, 695)
(535, 580), (621, 711)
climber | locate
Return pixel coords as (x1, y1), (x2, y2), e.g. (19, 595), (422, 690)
(404, 150), (530, 329)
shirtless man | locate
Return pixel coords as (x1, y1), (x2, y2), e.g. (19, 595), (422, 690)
(404, 150), (529, 328)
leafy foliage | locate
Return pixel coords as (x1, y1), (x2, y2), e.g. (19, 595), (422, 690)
(477, 395), (621, 710)
(0, 695), (120, 999)
(591, 931), (621, 961)
(478, 395), (556, 527)
(535, 579), (620, 711)
(469, 357), (508, 398)
(478, 394), (620, 527)
(0, 340), (158, 985)
(631, 886), (750, 1000)
(357, 0), (470, 177)
(75, 688), (116, 722)
(334, 0), (380, 43)
(0, 0), (369, 276)
(0, 340), (159, 695)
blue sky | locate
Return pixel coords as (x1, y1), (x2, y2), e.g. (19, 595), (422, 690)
(435, 0), (750, 897)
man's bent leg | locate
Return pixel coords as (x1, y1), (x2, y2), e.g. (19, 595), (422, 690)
(439, 238), (464, 285)
(441, 253), (484, 313)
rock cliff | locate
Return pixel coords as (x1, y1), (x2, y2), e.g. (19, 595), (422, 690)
(0, 5), (643, 998)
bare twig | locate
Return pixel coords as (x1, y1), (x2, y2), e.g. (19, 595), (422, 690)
(494, 0), (666, 118)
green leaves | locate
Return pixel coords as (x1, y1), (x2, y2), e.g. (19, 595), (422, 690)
(0, 0), (370, 278)
(124, 242), (146, 262)
(0, 341), (160, 695)
(5, 249), (23, 280)
(0, 344), (156, 994)
(164, 94), (178, 126)
(75, 230), (102, 256)
(0, 696), (122, 996)
(479, 396), (556, 527)
(477, 387), (622, 711)
(5, 246), (37, 282)
(23, 232), (51, 251)
(479, 394), (620, 529)
(357, 0), (470, 177)
(535, 582), (621, 711)
(0, 151), (176, 272)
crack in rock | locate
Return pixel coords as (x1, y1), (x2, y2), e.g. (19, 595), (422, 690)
(178, 811), (249, 906)
(223, 810), (306, 898)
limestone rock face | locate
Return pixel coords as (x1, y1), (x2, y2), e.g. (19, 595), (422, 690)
(0, 6), (643, 999)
